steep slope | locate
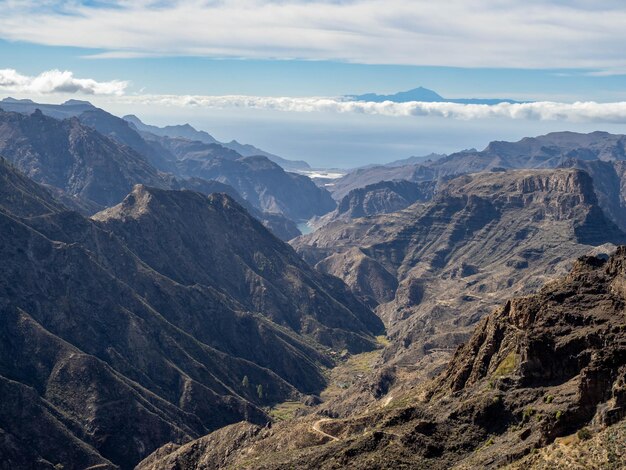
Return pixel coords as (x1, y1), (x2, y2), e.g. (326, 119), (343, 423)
(177, 155), (336, 220)
(315, 180), (436, 228)
(0, 156), (65, 217)
(0, 108), (166, 207)
(94, 185), (382, 349)
(294, 169), (626, 374)
(137, 248), (626, 469)
(0, 165), (382, 469)
(170, 177), (300, 240)
(124, 114), (310, 171)
(560, 158), (626, 233)
(77, 107), (177, 172)
(0, 108), (301, 239)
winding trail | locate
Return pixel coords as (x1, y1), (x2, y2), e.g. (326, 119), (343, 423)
(312, 419), (340, 441)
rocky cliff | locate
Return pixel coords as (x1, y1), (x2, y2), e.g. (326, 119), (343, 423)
(137, 248), (626, 469)
(294, 169), (626, 377)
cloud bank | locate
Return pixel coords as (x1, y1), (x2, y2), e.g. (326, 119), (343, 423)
(121, 94), (626, 124)
(0, 1), (626, 70)
(0, 69), (128, 96)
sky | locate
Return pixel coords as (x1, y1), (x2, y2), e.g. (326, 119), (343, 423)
(0, 0), (626, 168)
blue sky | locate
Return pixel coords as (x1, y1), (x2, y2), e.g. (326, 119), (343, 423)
(1, 1), (626, 167)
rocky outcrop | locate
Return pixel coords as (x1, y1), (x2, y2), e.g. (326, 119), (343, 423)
(315, 180), (435, 228)
(328, 131), (626, 202)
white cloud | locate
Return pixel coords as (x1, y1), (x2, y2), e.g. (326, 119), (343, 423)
(118, 94), (626, 123)
(0, 69), (128, 95)
(0, 1), (625, 70)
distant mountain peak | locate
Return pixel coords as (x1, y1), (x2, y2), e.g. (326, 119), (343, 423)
(1, 97), (35, 104)
(62, 99), (95, 107)
(348, 87), (521, 105)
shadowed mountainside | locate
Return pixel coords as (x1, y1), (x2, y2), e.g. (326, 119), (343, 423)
(0, 159), (382, 469)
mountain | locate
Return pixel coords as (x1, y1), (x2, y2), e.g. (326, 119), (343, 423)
(313, 180), (436, 230)
(76, 107), (177, 172)
(124, 114), (311, 171)
(0, 108), (166, 207)
(328, 131), (626, 217)
(175, 155), (336, 220)
(170, 176), (301, 240)
(348, 86), (521, 105)
(0, 97), (95, 119)
(383, 152), (446, 168)
(327, 164), (437, 200)
(1, 101), (333, 225)
(0, 107), (303, 239)
(293, 169), (626, 372)
(0, 160), (382, 469)
(137, 247), (626, 469)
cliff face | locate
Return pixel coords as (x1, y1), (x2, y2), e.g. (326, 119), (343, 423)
(328, 131), (626, 209)
(293, 169), (626, 375)
(0, 109), (166, 207)
(181, 155), (336, 220)
(137, 249), (626, 469)
(0, 163), (382, 469)
(314, 180), (435, 229)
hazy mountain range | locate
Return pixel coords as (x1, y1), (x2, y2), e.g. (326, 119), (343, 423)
(347, 86), (522, 105)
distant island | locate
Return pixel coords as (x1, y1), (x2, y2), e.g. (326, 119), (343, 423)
(346, 86), (523, 105)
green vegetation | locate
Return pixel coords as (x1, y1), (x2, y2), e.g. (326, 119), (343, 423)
(242, 375), (249, 388)
(577, 428), (593, 441)
(522, 407), (535, 424)
(376, 335), (391, 347)
(268, 401), (306, 422)
(257, 384), (264, 399)
(543, 394), (554, 404)
(555, 410), (563, 420)
(493, 351), (516, 378)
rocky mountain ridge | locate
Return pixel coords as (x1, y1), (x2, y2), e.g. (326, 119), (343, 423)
(0, 159), (381, 469)
(293, 169), (626, 376)
(137, 247), (626, 469)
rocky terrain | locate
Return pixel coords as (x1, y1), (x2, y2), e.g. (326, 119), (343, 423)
(137, 248), (626, 469)
(329, 131), (626, 205)
(3, 101), (626, 470)
(179, 155), (336, 221)
(294, 169), (626, 376)
(0, 108), (166, 207)
(0, 159), (381, 469)
(0, 102), (335, 226)
(0, 107), (310, 239)
(314, 180), (436, 229)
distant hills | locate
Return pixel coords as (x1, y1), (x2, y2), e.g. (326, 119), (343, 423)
(347, 86), (522, 105)
(124, 114), (310, 171)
